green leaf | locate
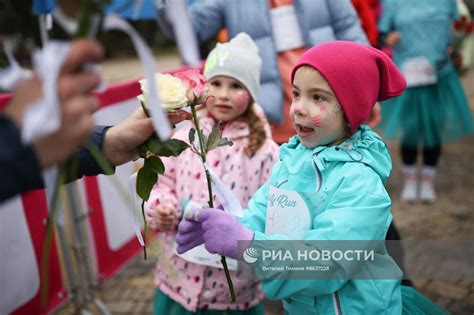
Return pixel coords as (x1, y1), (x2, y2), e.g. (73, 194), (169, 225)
(146, 138), (189, 157)
(136, 167), (157, 201)
(206, 122), (222, 152)
(138, 143), (148, 158)
(218, 138), (233, 148)
(146, 138), (173, 156)
(188, 128), (196, 144)
(164, 139), (190, 156)
(145, 156), (165, 174)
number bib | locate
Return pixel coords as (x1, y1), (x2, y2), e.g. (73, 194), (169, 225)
(265, 185), (313, 239)
(271, 5), (305, 52)
(401, 56), (437, 87)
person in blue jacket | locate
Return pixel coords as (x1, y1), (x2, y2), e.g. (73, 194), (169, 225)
(175, 42), (448, 314)
(0, 39), (190, 202)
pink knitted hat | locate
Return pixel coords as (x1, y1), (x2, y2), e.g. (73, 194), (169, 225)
(291, 41), (406, 134)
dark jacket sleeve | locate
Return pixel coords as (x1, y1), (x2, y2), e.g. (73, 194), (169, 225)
(0, 116), (114, 202)
(75, 125), (114, 178)
(0, 115), (44, 202)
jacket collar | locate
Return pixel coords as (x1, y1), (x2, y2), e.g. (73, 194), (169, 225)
(279, 126), (392, 181)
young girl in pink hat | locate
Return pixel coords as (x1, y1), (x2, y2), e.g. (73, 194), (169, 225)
(176, 41), (448, 314)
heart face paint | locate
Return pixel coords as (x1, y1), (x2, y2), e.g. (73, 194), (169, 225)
(310, 103), (342, 128)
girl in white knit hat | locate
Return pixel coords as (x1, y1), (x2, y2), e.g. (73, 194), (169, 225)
(144, 33), (279, 315)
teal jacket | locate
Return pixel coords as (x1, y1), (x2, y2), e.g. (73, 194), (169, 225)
(240, 126), (402, 314)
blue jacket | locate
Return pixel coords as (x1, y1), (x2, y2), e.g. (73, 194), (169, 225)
(240, 126), (402, 314)
(0, 115), (111, 202)
(157, 0), (368, 123)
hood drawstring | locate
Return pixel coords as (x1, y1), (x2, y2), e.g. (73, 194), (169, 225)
(335, 143), (364, 162)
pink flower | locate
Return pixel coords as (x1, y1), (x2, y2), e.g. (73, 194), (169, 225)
(173, 69), (208, 104)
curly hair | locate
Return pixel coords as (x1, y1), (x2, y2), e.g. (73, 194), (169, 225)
(240, 102), (267, 158)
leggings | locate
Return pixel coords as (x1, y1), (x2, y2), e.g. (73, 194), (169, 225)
(401, 145), (441, 167)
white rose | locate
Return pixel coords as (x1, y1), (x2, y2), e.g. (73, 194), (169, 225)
(137, 73), (189, 111)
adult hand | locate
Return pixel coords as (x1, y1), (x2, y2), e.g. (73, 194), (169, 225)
(176, 207), (253, 259)
(3, 39), (103, 169)
(32, 94), (98, 168)
(102, 108), (192, 166)
(168, 109), (192, 126)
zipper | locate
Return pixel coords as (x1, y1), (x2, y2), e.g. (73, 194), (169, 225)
(311, 153), (322, 192)
(332, 292), (342, 315)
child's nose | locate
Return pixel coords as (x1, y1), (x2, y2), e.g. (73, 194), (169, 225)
(217, 87), (230, 100)
(293, 101), (308, 116)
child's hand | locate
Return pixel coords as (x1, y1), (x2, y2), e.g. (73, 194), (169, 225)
(385, 32), (401, 48)
(152, 204), (178, 231)
(176, 208), (254, 259)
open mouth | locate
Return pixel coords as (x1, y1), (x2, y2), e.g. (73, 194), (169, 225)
(295, 123), (314, 136)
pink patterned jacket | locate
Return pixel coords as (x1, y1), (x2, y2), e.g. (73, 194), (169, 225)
(145, 109), (279, 311)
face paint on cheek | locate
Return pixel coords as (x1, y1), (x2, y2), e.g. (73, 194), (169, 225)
(310, 105), (328, 127)
(310, 115), (324, 128)
(325, 103), (342, 120)
(235, 90), (250, 110)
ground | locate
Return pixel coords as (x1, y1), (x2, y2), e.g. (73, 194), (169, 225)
(55, 54), (474, 314)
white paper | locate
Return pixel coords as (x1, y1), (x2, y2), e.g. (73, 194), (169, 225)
(208, 168), (243, 217)
(271, 6), (305, 52)
(167, 0), (201, 66)
(22, 41), (70, 143)
(174, 243), (238, 270)
(103, 15), (172, 140)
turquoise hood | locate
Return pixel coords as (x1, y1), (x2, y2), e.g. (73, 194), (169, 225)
(241, 126), (402, 314)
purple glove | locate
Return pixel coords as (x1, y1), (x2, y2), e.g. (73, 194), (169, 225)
(176, 219), (205, 252)
(176, 208), (254, 259)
